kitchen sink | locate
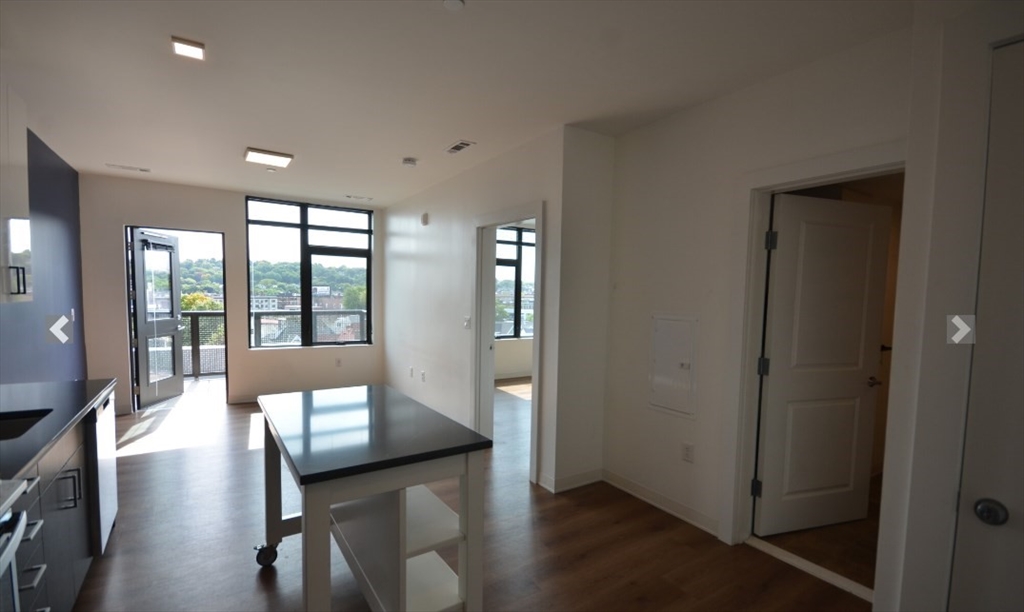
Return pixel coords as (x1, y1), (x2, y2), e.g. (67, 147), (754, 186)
(0, 409), (52, 440)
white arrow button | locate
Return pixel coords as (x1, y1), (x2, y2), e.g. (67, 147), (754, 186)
(951, 315), (971, 344)
(49, 315), (70, 344)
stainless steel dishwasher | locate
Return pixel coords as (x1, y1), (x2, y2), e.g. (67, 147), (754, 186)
(85, 391), (118, 555)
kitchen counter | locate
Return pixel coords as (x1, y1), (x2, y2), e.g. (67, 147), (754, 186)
(0, 378), (116, 479)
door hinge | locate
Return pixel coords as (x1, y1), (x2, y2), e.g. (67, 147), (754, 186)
(751, 478), (763, 498)
(131, 338), (138, 349)
(132, 385), (140, 396)
(765, 230), (778, 250)
(129, 290), (136, 301)
(757, 356), (770, 376)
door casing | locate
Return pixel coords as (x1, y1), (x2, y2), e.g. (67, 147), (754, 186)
(725, 142), (906, 546)
(472, 201), (544, 485)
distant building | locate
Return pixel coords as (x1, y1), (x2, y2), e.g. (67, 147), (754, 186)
(251, 296), (278, 310)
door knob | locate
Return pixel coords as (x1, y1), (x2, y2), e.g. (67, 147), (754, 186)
(867, 376), (883, 387)
(974, 498), (1009, 526)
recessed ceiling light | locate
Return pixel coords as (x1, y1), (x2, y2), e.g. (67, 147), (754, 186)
(443, 0), (466, 12)
(171, 37), (205, 60)
(245, 148), (293, 168)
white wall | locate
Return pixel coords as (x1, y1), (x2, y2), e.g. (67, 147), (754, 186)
(383, 128), (564, 487)
(603, 30), (912, 534)
(494, 338), (533, 379)
(78, 174), (385, 413)
(875, 2), (1024, 609)
(555, 127), (615, 488)
(382, 126), (614, 491)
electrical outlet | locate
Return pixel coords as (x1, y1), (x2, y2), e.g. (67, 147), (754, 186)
(335, 358), (342, 368)
(683, 443), (695, 464)
(420, 370), (426, 382)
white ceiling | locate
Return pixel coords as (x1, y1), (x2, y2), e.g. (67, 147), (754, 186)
(0, 0), (913, 207)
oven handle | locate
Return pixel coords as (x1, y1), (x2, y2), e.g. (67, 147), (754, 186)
(0, 510), (28, 574)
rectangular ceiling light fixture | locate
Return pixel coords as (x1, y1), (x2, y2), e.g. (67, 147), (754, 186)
(172, 36), (205, 60)
(245, 148), (294, 168)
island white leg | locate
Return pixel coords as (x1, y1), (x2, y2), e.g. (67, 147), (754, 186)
(302, 482), (332, 612)
(459, 450), (485, 611)
(264, 418), (283, 545)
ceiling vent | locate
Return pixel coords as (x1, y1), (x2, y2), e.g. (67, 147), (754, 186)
(445, 140), (476, 154)
(106, 163), (151, 173)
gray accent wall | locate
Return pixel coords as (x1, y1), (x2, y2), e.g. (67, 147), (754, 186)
(0, 130), (86, 383)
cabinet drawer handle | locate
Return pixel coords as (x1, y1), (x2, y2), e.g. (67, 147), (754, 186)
(22, 476), (41, 495)
(8, 266), (28, 295)
(21, 519), (43, 543)
(57, 468), (81, 509)
(19, 563), (46, 591)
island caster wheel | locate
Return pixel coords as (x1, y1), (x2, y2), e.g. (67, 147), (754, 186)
(255, 544), (278, 567)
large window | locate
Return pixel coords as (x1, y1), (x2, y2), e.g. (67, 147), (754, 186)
(247, 197), (372, 347)
(495, 226), (535, 339)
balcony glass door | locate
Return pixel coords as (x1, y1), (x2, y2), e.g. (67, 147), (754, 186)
(129, 228), (184, 409)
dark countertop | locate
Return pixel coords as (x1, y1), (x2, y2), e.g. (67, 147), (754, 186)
(259, 385), (493, 486)
(0, 379), (116, 479)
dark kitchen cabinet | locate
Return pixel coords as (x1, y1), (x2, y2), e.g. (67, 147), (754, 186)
(37, 426), (92, 612)
(1, 380), (115, 612)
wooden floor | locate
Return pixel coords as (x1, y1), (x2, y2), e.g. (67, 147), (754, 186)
(75, 378), (868, 611)
(495, 377), (532, 401)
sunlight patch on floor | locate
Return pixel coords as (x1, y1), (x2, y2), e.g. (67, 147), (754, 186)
(496, 378), (532, 401)
(117, 377), (228, 458)
(248, 412), (264, 450)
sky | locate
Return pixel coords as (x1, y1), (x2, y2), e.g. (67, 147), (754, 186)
(143, 228), (222, 261)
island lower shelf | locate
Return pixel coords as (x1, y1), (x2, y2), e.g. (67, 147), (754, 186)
(329, 484), (465, 612)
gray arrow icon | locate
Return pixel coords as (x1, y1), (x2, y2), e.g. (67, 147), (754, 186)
(46, 314), (73, 344)
(947, 315), (975, 345)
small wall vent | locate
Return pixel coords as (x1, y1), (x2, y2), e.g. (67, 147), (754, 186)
(445, 140), (476, 154)
(106, 163), (151, 173)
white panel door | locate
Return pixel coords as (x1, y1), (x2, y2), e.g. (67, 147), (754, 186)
(948, 41), (1023, 612)
(754, 194), (891, 536)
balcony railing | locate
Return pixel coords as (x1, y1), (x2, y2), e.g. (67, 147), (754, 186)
(176, 309), (368, 374)
(251, 309), (367, 347)
(182, 310), (226, 377)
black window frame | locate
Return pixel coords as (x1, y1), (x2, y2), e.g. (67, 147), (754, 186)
(246, 196), (373, 348)
(495, 226), (535, 339)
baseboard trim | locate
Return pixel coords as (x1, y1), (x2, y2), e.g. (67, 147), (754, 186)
(745, 536), (873, 603)
(554, 469), (603, 492)
(602, 470), (718, 535)
(538, 474), (556, 493)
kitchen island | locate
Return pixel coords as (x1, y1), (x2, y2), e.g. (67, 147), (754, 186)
(258, 384), (492, 612)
